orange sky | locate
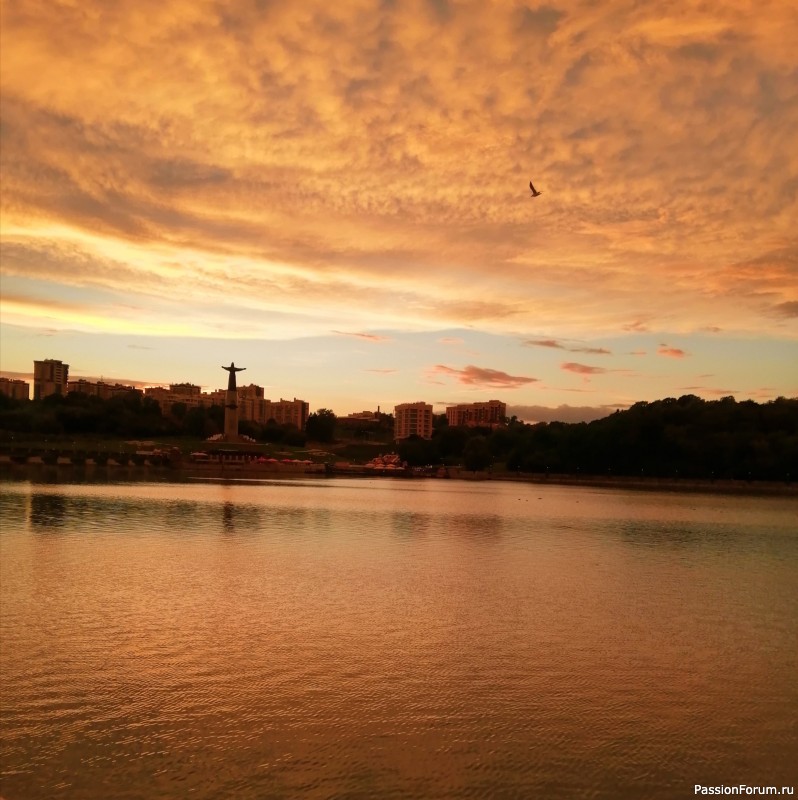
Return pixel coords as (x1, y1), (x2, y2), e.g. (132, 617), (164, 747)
(1, 0), (796, 418)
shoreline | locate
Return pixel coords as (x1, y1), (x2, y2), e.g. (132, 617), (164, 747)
(1, 459), (795, 497)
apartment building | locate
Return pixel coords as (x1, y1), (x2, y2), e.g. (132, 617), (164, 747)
(206, 384), (309, 429)
(0, 378), (30, 401)
(263, 398), (309, 429)
(394, 402), (433, 440)
(446, 400), (506, 428)
(33, 359), (69, 400)
(67, 380), (142, 400)
(145, 383), (207, 411)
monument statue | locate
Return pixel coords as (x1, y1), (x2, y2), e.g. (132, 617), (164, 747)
(222, 362), (246, 392)
(221, 362), (246, 441)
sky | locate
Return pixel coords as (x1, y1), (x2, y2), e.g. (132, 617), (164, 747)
(1, 0), (796, 422)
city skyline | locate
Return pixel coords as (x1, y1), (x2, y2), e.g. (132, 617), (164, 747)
(1, 0), (796, 421)
(4, 358), (510, 427)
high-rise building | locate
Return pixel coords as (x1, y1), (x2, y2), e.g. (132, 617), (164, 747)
(0, 378), (30, 401)
(33, 359), (69, 400)
(446, 400), (506, 428)
(394, 402), (433, 440)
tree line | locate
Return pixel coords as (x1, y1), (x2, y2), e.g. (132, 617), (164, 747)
(1, 391), (795, 481)
(0, 391), (307, 445)
(396, 395), (798, 481)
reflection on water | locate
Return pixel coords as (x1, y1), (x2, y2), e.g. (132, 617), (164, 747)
(1, 478), (797, 800)
(29, 492), (68, 529)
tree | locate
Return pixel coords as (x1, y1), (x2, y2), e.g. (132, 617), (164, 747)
(306, 408), (337, 442)
(397, 434), (437, 466)
(183, 407), (212, 438)
(462, 435), (492, 471)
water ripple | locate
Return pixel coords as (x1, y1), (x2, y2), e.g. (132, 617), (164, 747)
(1, 478), (797, 798)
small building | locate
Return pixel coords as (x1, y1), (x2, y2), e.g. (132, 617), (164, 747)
(338, 410), (381, 431)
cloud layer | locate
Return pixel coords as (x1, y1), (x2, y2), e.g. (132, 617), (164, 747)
(1, 0), (796, 413)
(2, 0), (797, 339)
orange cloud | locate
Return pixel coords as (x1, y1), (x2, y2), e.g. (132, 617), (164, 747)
(679, 385), (739, 396)
(1, 0), (796, 358)
(769, 301), (798, 319)
(524, 339), (611, 355)
(657, 344), (689, 358)
(431, 364), (538, 389)
(332, 331), (391, 342)
(525, 339), (563, 349)
(562, 362), (608, 375)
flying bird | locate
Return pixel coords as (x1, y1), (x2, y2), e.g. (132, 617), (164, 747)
(529, 181), (542, 197)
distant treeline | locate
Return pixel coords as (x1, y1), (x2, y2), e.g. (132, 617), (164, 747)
(1, 391), (796, 481)
(397, 395), (798, 481)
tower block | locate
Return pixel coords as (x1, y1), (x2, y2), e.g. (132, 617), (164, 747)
(221, 362), (246, 441)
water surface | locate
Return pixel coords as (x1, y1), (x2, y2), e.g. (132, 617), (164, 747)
(1, 478), (796, 798)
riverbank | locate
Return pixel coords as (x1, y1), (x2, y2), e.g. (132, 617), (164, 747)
(1, 457), (795, 496)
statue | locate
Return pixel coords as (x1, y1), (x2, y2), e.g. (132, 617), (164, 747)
(222, 362), (246, 392)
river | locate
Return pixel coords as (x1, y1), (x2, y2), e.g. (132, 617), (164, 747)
(1, 477), (796, 799)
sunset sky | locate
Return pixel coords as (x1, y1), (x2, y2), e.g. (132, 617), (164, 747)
(1, 0), (796, 421)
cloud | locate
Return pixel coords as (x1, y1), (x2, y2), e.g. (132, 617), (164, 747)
(507, 403), (621, 424)
(524, 338), (611, 355)
(657, 344), (689, 358)
(0, 366), (155, 390)
(747, 387), (780, 400)
(678, 385), (739, 396)
(430, 364), (538, 389)
(332, 331), (391, 342)
(70, 374), (158, 390)
(561, 362), (608, 375)
(365, 368), (397, 374)
(438, 337), (465, 345)
(524, 339), (563, 349)
(0, 371), (33, 381)
(768, 301), (798, 318)
(0, 0), (796, 408)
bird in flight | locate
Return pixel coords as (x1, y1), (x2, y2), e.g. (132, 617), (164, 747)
(529, 181), (542, 197)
